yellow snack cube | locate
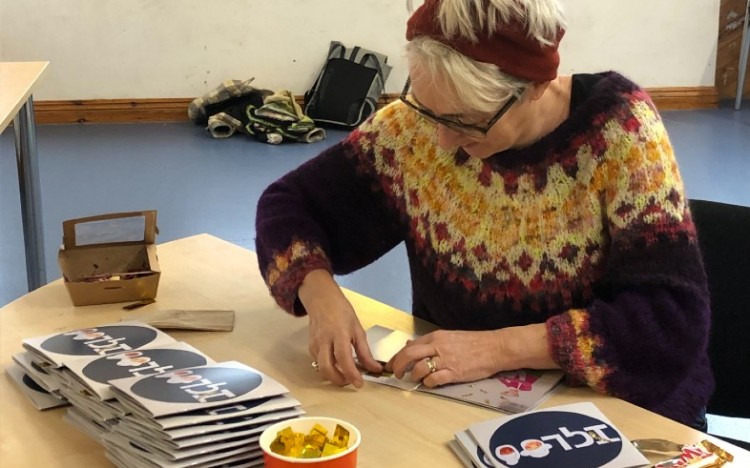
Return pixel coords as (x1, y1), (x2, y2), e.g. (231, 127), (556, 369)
(322, 442), (346, 457)
(311, 423), (328, 436)
(304, 432), (327, 451)
(300, 445), (322, 458)
(331, 424), (350, 448)
(270, 426), (296, 455)
(287, 445), (303, 458)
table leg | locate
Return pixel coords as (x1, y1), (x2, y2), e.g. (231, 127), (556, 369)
(13, 96), (46, 290)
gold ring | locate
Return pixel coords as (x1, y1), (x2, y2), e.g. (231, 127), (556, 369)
(311, 361), (319, 372)
(426, 357), (437, 374)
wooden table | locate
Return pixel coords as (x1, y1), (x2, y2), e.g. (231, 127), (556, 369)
(1, 234), (747, 467)
(0, 61), (49, 291)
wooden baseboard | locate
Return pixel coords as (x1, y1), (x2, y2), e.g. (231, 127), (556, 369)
(645, 86), (719, 111)
(34, 98), (193, 124)
(33, 87), (719, 125)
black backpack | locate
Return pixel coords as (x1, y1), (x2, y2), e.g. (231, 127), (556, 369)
(304, 41), (392, 128)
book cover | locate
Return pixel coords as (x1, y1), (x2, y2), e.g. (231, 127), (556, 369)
(64, 341), (213, 401)
(363, 326), (564, 413)
(108, 361), (289, 418)
(467, 402), (650, 468)
(419, 369), (564, 413)
(22, 321), (176, 368)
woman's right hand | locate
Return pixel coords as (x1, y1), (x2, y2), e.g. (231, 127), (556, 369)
(298, 269), (383, 388)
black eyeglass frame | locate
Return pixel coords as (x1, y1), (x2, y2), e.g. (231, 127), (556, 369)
(399, 77), (519, 137)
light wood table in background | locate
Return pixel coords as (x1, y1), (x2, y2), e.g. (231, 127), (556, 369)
(0, 61), (49, 291)
(1, 234), (747, 467)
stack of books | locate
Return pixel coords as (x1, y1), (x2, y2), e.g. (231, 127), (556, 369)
(6, 321), (303, 467)
(103, 360), (302, 467)
(449, 402), (650, 468)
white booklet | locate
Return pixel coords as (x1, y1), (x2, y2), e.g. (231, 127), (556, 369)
(162, 407), (303, 442)
(448, 439), (475, 468)
(23, 321), (176, 368)
(363, 325), (564, 413)
(454, 429), (494, 467)
(103, 429), (261, 462)
(5, 364), (68, 410)
(102, 431), (263, 467)
(141, 394), (302, 430)
(108, 361), (290, 418)
(465, 402), (650, 468)
(64, 406), (112, 441)
(111, 419), (266, 453)
(105, 441), (264, 468)
(58, 386), (128, 423)
(12, 351), (62, 393)
(117, 407), (304, 444)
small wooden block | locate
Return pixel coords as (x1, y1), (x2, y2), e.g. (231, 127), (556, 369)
(124, 309), (235, 331)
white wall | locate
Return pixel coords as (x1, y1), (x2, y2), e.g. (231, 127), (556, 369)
(0, 0), (720, 101)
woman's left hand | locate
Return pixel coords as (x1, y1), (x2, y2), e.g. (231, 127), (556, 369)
(386, 324), (557, 387)
(386, 329), (505, 387)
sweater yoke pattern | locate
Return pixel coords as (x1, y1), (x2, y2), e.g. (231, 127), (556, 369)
(342, 92), (693, 314)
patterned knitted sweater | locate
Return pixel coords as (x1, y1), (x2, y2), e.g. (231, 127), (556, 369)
(255, 72), (713, 426)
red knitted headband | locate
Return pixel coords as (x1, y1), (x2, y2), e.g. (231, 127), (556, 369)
(406, 0), (565, 82)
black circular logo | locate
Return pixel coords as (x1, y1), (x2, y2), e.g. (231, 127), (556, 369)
(130, 366), (262, 403)
(22, 374), (47, 393)
(82, 349), (209, 384)
(488, 411), (622, 467)
(40, 326), (158, 356)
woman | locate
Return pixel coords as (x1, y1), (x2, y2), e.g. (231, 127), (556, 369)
(255, 0), (712, 429)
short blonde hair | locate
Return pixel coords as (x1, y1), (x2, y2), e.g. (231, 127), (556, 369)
(406, 0), (566, 113)
(436, 0), (566, 46)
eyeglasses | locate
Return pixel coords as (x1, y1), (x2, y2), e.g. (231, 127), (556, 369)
(399, 77), (519, 137)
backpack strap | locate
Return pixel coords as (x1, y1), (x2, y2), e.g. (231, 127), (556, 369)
(328, 41), (347, 59)
(358, 53), (386, 88)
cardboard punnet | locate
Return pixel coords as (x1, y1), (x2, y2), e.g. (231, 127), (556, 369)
(57, 211), (160, 306)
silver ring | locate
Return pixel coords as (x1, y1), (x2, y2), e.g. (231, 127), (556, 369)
(311, 361), (319, 372)
(426, 356), (437, 374)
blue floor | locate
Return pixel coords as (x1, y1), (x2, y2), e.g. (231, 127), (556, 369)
(1, 107), (749, 309)
(2, 106), (749, 441)
(0, 122), (411, 310)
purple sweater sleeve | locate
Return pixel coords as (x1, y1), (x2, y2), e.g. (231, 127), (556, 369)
(545, 102), (712, 424)
(546, 238), (711, 422)
(255, 131), (404, 315)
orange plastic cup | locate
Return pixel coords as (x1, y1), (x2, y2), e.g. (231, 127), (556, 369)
(260, 416), (361, 468)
